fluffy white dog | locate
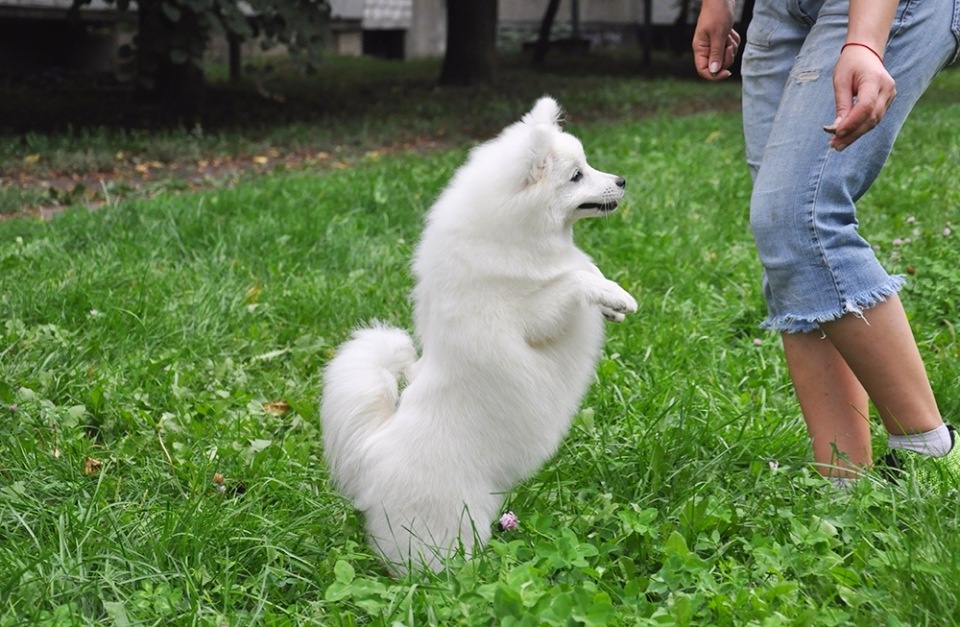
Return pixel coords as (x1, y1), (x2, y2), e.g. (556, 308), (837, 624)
(321, 97), (637, 573)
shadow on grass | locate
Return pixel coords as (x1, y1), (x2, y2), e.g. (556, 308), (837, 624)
(1, 49), (710, 136)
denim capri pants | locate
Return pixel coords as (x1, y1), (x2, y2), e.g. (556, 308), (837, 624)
(742, 0), (960, 333)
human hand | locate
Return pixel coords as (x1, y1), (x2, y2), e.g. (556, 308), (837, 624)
(692, 0), (740, 80)
(824, 43), (896, 151)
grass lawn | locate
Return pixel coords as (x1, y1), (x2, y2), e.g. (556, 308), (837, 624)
(2, 55), (960, 625)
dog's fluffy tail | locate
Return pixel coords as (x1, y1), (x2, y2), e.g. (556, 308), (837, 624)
(321, 324), (417, 502)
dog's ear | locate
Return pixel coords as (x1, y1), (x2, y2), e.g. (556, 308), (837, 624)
(521, 97), (562, 185)
(524, 125), (552, 185)
(522, 96), (563, 129)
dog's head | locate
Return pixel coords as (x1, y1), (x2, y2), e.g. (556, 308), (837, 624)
(513, 97), (626, 226)
(432, 97), (626, 240)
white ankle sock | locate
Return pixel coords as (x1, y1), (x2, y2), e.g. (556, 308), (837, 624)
(887, 424), (953, 458)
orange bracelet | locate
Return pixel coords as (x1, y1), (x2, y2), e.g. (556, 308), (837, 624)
(841, 42), (884, 65)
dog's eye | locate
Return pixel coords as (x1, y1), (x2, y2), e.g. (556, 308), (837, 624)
(570, 169), (583, 183)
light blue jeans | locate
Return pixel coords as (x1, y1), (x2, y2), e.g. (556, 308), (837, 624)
(742, 0), (960, 333)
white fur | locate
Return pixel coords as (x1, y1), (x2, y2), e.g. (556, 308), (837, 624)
(321, 97), (637, 574)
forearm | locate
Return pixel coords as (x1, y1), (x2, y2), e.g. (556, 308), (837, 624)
(846, 0), (898, 54)
(702, 0), (735, 12)
(699, 0), (735, 25)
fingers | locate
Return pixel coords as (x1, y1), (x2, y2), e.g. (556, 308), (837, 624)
(828, 88), (895, 151)
(692, 0), (739, 81)
(723, 31), (741, 70)
(692, 37), (724, 80)
(827, 46), (897, 151)
(693, 30), (740, 80)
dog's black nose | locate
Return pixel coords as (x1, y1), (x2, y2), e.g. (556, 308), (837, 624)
(615, 177), (626, 188)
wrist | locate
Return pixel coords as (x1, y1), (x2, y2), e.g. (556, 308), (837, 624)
(701, 0), (735, 13)
(841, 41), (885, 64)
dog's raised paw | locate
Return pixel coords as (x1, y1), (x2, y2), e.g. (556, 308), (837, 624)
(598, 284), (637, 319)
(601, 306), (626, 323)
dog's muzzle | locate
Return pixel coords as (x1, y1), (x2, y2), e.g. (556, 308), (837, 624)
(577, 200), (619, 212)
(577, 177), (625, 212)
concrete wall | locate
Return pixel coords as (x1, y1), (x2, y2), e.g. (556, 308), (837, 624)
(405, 0), (445, 58)
(500, 0), (678, 25)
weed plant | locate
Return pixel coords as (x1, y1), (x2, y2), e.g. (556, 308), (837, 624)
(1, 60), (959, 625)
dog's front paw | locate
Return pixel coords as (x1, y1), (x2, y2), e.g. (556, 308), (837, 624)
(601, 306), (626, 323)
(598, 283), (637, 323)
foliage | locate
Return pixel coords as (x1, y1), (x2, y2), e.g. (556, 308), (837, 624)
(1, 68), (960, 624)
(68, 0), (330, 84)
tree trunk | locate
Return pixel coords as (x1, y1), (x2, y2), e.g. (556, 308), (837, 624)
(532, 0), (561, 65)
(136, 0), (206, 120)
(642, 0), (652, 66)
(439, 0), (497, 86)
(228, 34), (242, 84)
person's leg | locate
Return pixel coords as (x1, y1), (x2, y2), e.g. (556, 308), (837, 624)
(781, 331), (871, 477)
(744, 0), (959, 475)
(740, 0), (815, 178)
(783, 294), (947, 479)
(740, 0), (877, 477)
(819, 295), (942, 436)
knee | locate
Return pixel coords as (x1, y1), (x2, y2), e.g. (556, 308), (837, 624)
(749, 185), (798, 266)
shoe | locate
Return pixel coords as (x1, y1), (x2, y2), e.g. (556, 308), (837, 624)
(880, 425), (960, 492)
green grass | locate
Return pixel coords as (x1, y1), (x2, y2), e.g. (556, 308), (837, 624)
(0, 52), (735, 215)
(2, 58), (960, 625)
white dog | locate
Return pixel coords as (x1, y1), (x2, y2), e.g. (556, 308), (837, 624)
(321, 97), (637, 574)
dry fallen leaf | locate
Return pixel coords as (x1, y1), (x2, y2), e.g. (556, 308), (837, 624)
(263, 400), (291, 416)
(244, 283), (262, 304)
(84, 457), (102, 474)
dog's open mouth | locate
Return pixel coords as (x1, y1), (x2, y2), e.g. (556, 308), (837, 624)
(577, 200), (619, 212)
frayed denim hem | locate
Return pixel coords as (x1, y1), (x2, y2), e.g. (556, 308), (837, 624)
(761, 275), (907, 334)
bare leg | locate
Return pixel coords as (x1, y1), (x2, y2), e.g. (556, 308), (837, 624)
(783, 295), (944, 478)
(820, 296), (942, 436)
(782, 332), (872, 478)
